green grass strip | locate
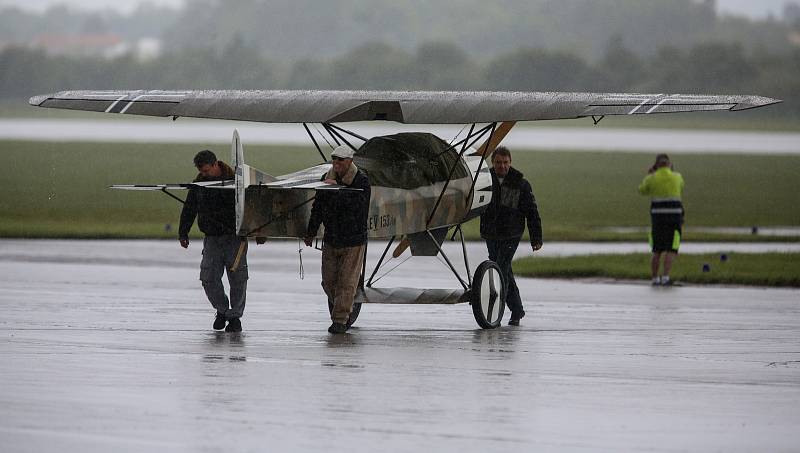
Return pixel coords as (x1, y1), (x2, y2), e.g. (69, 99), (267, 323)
(513, 252), (800, 287)
(2, 140), (799, 239)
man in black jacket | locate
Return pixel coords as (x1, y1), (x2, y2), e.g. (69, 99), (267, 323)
(304, 145), (371, 334)
(480, 147), (543, 326)
(179, 150), (249, 333)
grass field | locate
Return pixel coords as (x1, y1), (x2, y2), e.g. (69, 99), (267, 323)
(1, 140), (799, 239)
(513, 252), (800, 287)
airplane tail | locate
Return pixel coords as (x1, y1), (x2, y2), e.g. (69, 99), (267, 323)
(231, 129), (277, 235)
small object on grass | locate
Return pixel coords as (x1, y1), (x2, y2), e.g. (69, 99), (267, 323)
(164, 223), (172, 232)
(702, 263), (711, 272)
(751, 226), (759, 235)
(720, 253), (728, 262)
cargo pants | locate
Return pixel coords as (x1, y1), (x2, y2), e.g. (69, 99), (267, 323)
(200, 234), (248, 319)
(321, 243), (366, 324)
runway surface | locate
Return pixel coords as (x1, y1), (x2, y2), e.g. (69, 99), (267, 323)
(3, 118), (800, 154)
(1, 240), (798, 452)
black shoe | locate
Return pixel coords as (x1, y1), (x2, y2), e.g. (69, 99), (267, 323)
(508, 310), (526, 326)
(213, 313), (226, 330)
(328, 322), (348, 334)
(225, 318), (242, 332)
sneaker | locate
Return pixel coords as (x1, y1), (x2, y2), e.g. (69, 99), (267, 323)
(213, 313), (226, 330)
(328, 322), (348, 334)
(652, 277), (661, 286)
(661, 277), (673, 286)
(508, 310), (526, 326)
(225, 318), (242, 332)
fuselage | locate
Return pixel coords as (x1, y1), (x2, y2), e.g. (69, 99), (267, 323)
(236, 148), (493, 239)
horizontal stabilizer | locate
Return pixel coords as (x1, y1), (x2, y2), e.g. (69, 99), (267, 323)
(264, 180), (363, 191)
(113, 179), (358, 192)
(111, 180), (234, 190)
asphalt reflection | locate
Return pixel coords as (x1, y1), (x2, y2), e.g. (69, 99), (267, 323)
(0, 239), (798, 452)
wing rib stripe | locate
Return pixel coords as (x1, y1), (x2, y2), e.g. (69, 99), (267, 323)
(120, 94), (147, 114)
(104, 95), (128, 113)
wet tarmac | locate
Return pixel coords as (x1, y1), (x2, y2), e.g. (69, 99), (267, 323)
(1, 240), (798, 452)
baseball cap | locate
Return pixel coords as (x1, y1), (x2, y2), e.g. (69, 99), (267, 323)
(331, 145), (355, 160)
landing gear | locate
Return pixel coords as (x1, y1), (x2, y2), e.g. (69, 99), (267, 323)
(470, 260), (505, 329)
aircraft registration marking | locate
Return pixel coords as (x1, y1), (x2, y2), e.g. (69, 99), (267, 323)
(369, 214), (396, 231)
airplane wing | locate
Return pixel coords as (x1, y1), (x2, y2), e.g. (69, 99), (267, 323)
(29, 90), (781, 125)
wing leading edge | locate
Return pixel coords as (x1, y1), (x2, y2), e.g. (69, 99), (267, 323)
(30, 90), (781, 125)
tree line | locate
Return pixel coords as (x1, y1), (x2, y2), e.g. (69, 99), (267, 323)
(3, 37), (797, 116)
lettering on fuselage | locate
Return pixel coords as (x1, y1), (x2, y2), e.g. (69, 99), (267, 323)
(369, 213), (397, 231)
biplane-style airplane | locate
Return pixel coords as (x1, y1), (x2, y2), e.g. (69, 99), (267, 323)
(29, 90), (780, 328)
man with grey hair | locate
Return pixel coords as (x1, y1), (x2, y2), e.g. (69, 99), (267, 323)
(305, 145), (371, 334)
(179, 149), (250, 332)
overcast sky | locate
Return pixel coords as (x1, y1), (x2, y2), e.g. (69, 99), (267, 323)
(0, 0), (185, 14)
(0, 0), (797, 18)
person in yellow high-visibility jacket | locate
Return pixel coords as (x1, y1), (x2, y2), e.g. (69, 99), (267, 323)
(638, 154), (685, 286)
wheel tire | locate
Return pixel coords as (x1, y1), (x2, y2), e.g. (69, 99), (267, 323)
(470, 260), (505, 329)
(328, 300), (362, 328)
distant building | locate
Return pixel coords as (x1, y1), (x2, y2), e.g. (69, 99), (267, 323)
(28, 33), (162, 60)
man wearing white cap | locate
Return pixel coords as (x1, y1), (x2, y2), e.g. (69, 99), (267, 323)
(305, 145), (371, 334)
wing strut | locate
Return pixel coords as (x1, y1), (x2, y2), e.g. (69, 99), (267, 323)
(321, 123), (342, 147)
(473, 121), (515, 158)
(322, 123), (364, 151)
(392, 123), (497, 259)
(463, 122), (497, 219)
(303, 123), (328, 163)
(426, 123), (496, 228)
(366, 236), (396, 287)
(327, 123), (368, 143)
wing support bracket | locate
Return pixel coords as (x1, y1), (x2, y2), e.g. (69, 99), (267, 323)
(592, 115), (605, 125)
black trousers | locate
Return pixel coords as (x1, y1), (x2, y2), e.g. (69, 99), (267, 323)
(486, 238), (524, 317)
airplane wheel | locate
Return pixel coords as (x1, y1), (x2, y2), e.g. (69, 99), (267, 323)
(470, 260), (505, 329)
(328, 300), (362, 328)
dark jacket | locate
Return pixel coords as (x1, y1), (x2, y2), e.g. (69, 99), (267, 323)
(480, 167), (543, 245)
(178, 161), (236, 239)
(307, 164), (371, 248)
